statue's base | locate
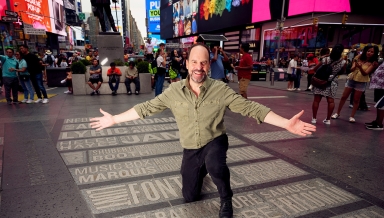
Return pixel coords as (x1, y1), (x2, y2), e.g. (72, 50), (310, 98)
(99, 32), (121, 35)
(97, 34), (123, 66)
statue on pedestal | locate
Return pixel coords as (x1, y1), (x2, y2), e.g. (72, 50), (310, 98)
(91, 0), (118, 32)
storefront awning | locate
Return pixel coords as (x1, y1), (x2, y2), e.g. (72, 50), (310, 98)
(196, 34), (228, 42)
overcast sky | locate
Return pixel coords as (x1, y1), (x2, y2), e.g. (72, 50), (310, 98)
(81, 0), (147, 39)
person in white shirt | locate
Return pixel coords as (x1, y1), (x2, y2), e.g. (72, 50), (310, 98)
(287, 55), (300, 90)
(145, 38), (156, 61)
(60, 58), (68, 67)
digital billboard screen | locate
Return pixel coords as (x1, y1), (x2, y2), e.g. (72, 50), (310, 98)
(288, 0), (351, 16)
(18, 0), (67, 36)
(172, 0), (198, 37)
(147, 0), (161, 33)
(198, 0), (252, 33)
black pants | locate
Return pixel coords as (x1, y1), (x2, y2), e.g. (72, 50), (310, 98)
(307, 74), (313, 89)
(125, 77), (140, 92)
(180, 134), (233, 203)
(96, 4), (116, 32)
(3, 77), (19, 102)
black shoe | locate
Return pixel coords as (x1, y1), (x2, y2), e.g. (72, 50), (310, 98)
(127, 91), (132, 95)
(90, 91), (95, 96)
(366, 124), (383, 130)
(365, 120), (377, 126)
(96, 90), (100, 95)
(305, 89), (311, 91)
(112, 91), (117, 96)
(7, 101), (12, 105)
(135, 91), (139, 95)
(219, 200), (233, 218)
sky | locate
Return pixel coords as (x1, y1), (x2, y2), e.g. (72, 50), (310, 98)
(81, 0), (147, 39)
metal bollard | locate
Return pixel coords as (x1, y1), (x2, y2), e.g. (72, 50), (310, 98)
(270, 69), (275, 86)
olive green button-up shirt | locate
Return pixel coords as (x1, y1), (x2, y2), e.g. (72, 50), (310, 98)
(133, 77), (271, 149)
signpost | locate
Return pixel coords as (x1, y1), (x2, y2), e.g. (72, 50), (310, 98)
(79, 13), (85, 20)
(1, 16), (18, 22)
(5, 10), (18, 17)
(24, 28), (46, 36)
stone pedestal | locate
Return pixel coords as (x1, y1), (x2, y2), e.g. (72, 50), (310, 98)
(97, 33), (123, 67)
(72, 74), (86, 95)
(139, 73), (152, 94)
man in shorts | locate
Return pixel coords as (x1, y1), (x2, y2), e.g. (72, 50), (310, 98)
(366, 61), (384, 130)
(236, 43), (253, 99)
(87, 59), (103, 95)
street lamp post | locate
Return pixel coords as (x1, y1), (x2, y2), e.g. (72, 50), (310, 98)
(272, 0), (286, 86)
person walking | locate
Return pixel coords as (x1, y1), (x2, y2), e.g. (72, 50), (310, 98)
(235, 43), (253, 99)
(14, 51), (34, 103)
(20, 45), (49, 103)
(287, 54), (300, 91)
(0, 48), (19, 104)
(155, 49), (167, 96)
(365, 61), (384, 130)
(89, 44), (316, 218)
(332, 45), (379, 123)
(311, 44), (346, 125)
(293, 57), (302, 90)
(305, 54), (319, 91)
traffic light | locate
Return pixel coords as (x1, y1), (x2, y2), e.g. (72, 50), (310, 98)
(313, 17), (318, 25)
(342, 14), (348, 25)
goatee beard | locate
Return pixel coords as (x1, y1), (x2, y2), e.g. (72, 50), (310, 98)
(190, 70), (207, 83)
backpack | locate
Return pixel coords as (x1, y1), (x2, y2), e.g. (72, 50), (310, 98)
(151, 59), (158, 74)
(46, 55), (54, 65)
(311, 58), (339, 89)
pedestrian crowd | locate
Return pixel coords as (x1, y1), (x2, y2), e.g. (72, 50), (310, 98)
(276, 44), (383, 130)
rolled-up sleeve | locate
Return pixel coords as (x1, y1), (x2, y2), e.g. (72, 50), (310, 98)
(224, 86), (271, 124)
(133, 85), (173, 119)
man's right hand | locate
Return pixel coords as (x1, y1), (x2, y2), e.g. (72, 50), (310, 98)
(90, 109), (116, 131)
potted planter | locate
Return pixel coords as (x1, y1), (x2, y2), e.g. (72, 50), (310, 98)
(136, 61), (152, 93)
(71, 61), (87, 95)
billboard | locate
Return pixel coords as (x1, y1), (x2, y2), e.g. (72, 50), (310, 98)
(146, 0), (161, 33)
(0, 0), (7, 17)
(172, 0), (198, 37)
(288, 0), (351, 16)
(197, 0), (251, 33)
(18, 0), (67, 36)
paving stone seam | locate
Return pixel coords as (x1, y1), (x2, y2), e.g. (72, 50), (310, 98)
(62, 143), (252, 167)
(248, 81), (377, 105)
(72, 157), (280, 190)
(227, 130), (384, 210)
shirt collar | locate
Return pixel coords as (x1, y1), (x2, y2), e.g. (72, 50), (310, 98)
(182, 75), (213, 91)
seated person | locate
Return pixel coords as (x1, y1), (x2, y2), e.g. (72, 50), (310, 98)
(107, 62), (122, 95)
(61, 70), (72, 94)
(87, 58), (103, 95)
(124, 61), (140, 95)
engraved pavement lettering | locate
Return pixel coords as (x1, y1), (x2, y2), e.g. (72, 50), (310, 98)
(70, 146), (272, 185)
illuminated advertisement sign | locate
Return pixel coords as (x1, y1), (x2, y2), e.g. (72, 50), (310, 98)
(252, 0), (351, 22)
(146, 0), (161, 33)
(18, 0), (67, 36)
(288, 0), (351, 16)
(172, 0), (198, 37)
(0, 0), (7, 17)
(198, 0), (251, 33)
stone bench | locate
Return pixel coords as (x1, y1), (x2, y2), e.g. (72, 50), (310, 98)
(73, 66), (152, 95)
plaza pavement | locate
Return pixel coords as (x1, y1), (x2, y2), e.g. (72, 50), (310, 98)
(0, 78), (383, 217)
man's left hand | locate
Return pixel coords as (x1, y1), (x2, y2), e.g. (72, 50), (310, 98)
(285, 110), (316, 136)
